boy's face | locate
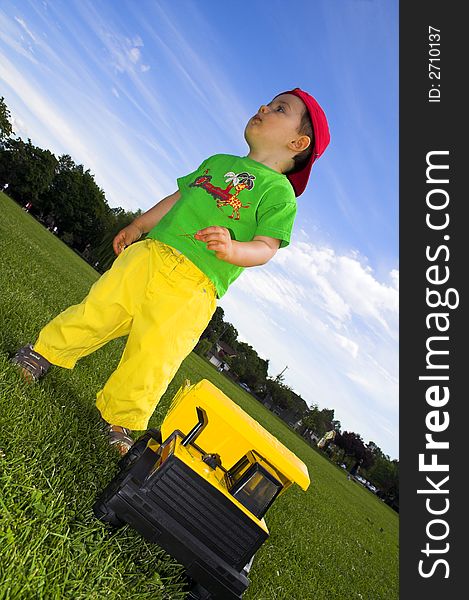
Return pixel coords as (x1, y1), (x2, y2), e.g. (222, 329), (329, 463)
(244, 93), (307, 153)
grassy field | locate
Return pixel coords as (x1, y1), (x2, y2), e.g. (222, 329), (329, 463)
(0, 193), (398, 599)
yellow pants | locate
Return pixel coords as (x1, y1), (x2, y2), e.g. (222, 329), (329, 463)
(34, 239), (217, 430)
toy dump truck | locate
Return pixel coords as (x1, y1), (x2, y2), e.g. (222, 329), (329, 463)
(93, 379), (310, 599)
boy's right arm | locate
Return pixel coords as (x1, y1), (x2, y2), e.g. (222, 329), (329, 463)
(113, 189), (181, 255)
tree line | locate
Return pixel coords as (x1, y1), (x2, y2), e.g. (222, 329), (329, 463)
(0, 96), (398, 507)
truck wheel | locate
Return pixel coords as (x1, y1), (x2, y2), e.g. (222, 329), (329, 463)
(186, 582), (213, 600)
(118, 429), (161, 472)
(93, 501), (125, 528)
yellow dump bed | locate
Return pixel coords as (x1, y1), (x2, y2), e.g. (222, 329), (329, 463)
(161, 379), (310, 491)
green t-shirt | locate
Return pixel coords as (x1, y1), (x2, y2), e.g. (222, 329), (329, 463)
(147, 154), (297, 297)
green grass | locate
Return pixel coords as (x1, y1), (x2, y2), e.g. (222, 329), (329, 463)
(0, 193), (399, 599)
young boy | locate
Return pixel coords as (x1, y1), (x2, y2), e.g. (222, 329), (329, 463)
(12, 88), (330, 455)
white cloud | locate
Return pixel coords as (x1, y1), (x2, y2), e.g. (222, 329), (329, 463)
(128, 46), (140, 64)
(273, 241), (398, 335)
(10, 112), (27, 137)
(105, 34), (138, 73)
(234, 269), (311, 322)
(0, 13), (39, 63)
(335, 333), (359, 358)
(14, 16), (37, 42)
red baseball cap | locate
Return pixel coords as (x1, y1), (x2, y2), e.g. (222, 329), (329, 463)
(275, 87), (330, 197)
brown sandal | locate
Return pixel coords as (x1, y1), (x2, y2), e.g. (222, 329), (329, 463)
(101, 419), (134, 456)
(11, 344), (51, 382)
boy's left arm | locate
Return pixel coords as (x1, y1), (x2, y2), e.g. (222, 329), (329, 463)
(194, 226), (280, 267)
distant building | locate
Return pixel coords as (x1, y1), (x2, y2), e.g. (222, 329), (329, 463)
(275, 408), (297, 427)
(302, 429), (320, 444)
(265, 404), (306, 429)
(207, 340), (237, 371)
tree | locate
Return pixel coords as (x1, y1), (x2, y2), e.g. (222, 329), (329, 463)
(263, 378), (294, 410)
(220, 321), (239, 349)
(320, 408), (335, 432)
(335, 431), (365, 462)
(301, 405), (336, 438)
(367, 440), (385, 459)
(90, 205), (142, 270)
(289, 391), (309, 419)
(365, 455), (399, 499)
(194, 338), (212, 357)
(355, 445), (374, 470)
(35, 154), (112, 251)
(0, 138), (57, 203)
(229, 342), (268, 392)
(0, 96), (13, 143)
(78, 169), (110, 249)
(301, 404), (325, 435)
(197, 308), (240, 368)
(199, 306), (226, 343)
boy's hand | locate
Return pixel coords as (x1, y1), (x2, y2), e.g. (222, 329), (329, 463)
(194, 226), (234, 261)
(112, 223), (143, 256)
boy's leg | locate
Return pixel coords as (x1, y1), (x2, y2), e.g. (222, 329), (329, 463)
(32, 241), (153, 369)
(96, 247), (217, 431)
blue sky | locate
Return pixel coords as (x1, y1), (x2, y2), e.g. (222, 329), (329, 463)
(0, 0), (399, 458)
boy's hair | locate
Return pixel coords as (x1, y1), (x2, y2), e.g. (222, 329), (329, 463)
(284, 106), (315, 175)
